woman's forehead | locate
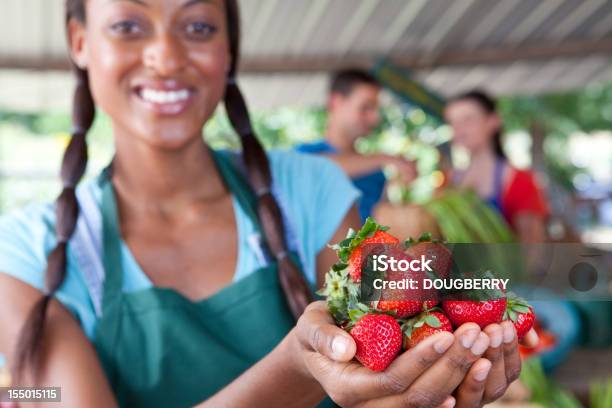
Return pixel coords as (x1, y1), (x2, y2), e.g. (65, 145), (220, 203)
(446, 99), (488, 117)
(89, 0), (225, 11)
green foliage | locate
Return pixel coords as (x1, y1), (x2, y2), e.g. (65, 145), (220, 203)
(520, 358), (583, 408)
(425, 190), (515, 243)
(590, 378), (612, 408)
(1, 79), (611, 212)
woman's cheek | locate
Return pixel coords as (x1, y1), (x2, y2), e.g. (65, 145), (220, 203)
(191, 42), (230, 79)
(88, 43), (139, 112)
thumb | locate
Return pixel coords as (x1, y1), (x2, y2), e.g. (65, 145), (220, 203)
(298, 302), (356, 362)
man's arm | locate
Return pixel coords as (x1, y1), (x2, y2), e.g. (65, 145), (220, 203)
(324, 153), (417, 184)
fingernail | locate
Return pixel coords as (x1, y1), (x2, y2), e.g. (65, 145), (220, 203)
(474, 361), (492, 382)
(461, 329), (479, 348)
(444, 396), (456, 408)
(433, 335), (454, 354)
(490, 330), (502, 348)
(503, 324), (515, 344)
(470, 333), (489, 355)
(332, 336), (348, 358)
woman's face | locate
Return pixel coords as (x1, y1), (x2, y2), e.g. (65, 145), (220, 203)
(444, 99), (500, 154)
(69, 0), (230, 150)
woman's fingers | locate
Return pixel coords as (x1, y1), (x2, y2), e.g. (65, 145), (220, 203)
(481, 324), (507, 402)
(305, 330), (455, 406)
(438, 396), (457, 408)
(522, 328), (539, 348)
(296, 301), (356, 362)
(377, 331), (455, 393)
(455, 358), (492, 408)
(500, 321), (522, 384)
(376, 324), (488, 408)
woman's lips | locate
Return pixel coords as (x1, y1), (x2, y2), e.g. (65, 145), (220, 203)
(134, 86), (196, 115)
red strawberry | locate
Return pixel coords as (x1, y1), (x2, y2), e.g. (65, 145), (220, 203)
(402, 310), (453, 349)
(504, 295), (535, 340)
(372, 249), (439, 318)
(373, 299), (438, 318)
(405, 234), (452, 279)
(348, 230), (399, 281)
(442, 298), (507, 329)
(349, 313), (403, 371)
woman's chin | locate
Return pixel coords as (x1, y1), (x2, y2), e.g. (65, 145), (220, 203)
(137, 125), (204, 151)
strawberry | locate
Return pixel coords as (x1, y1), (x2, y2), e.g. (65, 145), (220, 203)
(349, 313), (403, 371)
(442, 298), (507, 329)
(402, 310), (453, 349)
(329, 218), (399, 282)
(405, 233), (452, 279)
(371, 250), (439, 318)
(504, 295), (535, 340)
(373, 300), (438, 318)
(347, 230), (399, 281)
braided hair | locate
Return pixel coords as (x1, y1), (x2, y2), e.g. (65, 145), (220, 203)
(14, 0), (312, 380)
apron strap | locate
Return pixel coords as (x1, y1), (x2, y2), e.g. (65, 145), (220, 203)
(212, 151), (304, 267)
(209, 150), (262, 235)
(100, 177), (126, 304)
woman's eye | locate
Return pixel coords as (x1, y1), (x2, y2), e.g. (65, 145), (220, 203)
(109, 20), (142, 36)
(185, 22), (217, 38)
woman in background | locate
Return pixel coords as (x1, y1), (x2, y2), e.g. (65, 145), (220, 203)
(444, 90), (549, 242)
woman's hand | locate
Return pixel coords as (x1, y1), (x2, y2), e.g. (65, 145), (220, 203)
(464, 322), (537, 406)
(291, 302), (537, 408)
(291, 302), (484, 407)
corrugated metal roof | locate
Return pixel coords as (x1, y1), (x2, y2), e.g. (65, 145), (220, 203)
(1, 0), (612, 112)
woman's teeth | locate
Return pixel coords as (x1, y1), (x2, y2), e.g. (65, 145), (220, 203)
(140, 88), (190, 104)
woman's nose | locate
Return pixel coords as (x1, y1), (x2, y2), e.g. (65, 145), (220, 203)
(143, 33), (188, 76)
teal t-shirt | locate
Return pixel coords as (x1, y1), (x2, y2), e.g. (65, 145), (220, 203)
(0, 150), (359, 339)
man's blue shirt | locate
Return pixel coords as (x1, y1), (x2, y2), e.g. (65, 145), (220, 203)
(296, 141), (386, 222)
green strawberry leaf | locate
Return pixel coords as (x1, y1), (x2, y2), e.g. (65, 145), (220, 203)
(424, 314), (441, 328)
(402, 323), (413, 338)
(331, 217), (390, 263)
(328, 297), (349, 323)
(414, 320), (424, 328)
(332, 262), (348, 272)
(348, 308), (365, 322)
(418, 232), (432, 242)
(512, 305), (531, 314)
(346, 228), (356, 239)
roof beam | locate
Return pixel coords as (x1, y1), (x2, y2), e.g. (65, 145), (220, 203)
(4, 37), (612, 73)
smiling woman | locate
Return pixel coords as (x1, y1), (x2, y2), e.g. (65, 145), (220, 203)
(0, 1), (534, 407)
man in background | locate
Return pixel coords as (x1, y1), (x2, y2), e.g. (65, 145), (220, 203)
(297, 69), (416, 221)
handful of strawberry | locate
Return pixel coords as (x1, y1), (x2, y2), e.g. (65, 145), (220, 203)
(319, 218), (535, 372)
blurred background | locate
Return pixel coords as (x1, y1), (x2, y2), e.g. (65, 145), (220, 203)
(1, 0), (611, 406)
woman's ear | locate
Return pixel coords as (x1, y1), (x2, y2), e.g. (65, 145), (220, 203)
(67, 18), (88, 69)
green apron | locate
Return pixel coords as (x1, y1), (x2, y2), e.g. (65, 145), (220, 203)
(93, 151), (315, 407)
